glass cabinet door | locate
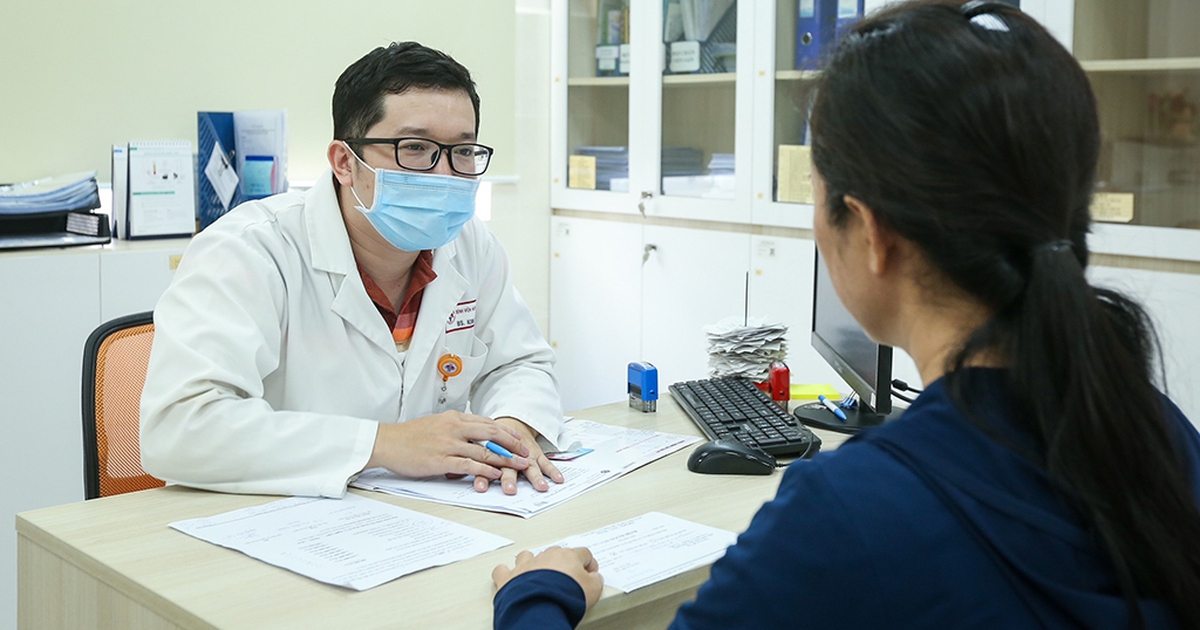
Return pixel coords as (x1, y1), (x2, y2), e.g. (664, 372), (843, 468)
(660, 0), (738, 199)
(1076, 1), (1200, 230)
(565, 0), (631, 193)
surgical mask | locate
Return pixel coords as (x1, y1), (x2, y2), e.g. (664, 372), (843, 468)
(346, 145), (479, 251)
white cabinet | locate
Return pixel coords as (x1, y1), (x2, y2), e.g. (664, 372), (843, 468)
(1089, 265), (1200, 428)
(548, 0), (1200, 426)
(0, 239), (185, 630)
(549, 216), (643, 410)
(641, 225), (750, 384)
(550, 216), (751, 410)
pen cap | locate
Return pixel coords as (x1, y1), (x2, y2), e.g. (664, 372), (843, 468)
(769, 361), (790, 402)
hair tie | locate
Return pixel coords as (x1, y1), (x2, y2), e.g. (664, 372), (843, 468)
(1037, 239), (1074, 255)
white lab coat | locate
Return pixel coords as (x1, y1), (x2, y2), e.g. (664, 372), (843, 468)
(140, 171), (563, 497)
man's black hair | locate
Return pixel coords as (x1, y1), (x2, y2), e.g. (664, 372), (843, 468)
(333, 41), (481, 140)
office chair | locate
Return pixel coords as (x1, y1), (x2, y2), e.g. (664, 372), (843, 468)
(81, 311), (165, 499)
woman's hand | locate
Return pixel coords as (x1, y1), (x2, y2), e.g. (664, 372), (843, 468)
(492, 547), (604, 610)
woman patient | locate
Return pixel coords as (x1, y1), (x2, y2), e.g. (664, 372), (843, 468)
(490, 1), (1200, 627)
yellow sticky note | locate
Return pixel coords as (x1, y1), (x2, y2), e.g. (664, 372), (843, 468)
(777, 145), (814, 204)
(790, 383), (841, 401)
(1090, 192), (1134, 223)
(169, 254), (183, 270)
(568, 155), (597, 190)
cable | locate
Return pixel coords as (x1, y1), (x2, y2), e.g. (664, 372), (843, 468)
(891, 379), (923, 394)
(891, 388), (916, 404)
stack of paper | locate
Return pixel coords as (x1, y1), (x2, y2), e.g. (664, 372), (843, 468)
(661, 174), (735, 199)
(352, 419), (699, 518)
(0, 171), (99, 215)
(574, 146), (628, 191)
(662, 147), (706, 177)
(704, 316), (789, 380)
(707, 153), (735, 175)
(170, 494), (511, 591)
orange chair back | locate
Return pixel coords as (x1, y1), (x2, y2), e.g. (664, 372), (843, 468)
(82, 312), (165, 499)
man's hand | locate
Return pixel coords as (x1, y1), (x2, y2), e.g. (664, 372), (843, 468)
(492, 547), (604, 610)
(366, 410), (531, 481)
(476, 417), (565, 495)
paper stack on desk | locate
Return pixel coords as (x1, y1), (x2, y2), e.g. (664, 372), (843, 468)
(704, 316), (789, 380)
(352, 419), (700, 518)
(0, 171), (99, 215)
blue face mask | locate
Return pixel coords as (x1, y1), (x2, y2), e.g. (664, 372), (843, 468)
(346, 145), (479, 252)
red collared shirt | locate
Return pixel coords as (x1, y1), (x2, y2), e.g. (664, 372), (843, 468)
(357, 250), (437, 348)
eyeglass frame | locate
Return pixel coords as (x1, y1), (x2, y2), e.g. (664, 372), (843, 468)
(341, 136), (495, 176)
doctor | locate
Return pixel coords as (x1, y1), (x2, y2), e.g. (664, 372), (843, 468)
(140, 42), (565, 499)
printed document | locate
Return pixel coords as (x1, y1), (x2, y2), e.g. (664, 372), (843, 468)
(169, 493), (511, 591)
(538, 512), (737, 592)
(353, 419), (700, 518)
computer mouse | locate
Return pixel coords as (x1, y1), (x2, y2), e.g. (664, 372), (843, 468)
(687, 440), (777, 475)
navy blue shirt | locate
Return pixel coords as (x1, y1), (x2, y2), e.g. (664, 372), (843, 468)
(493, 369), (1200, 629)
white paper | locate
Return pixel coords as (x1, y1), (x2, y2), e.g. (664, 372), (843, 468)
(353, 419), (700, 518)
(126, 141), (195, 237)
(537, 512), (737, 592)
(233, 110), (288, 195)
(203, 139), (239, 210)
(169, 493), (511, 591)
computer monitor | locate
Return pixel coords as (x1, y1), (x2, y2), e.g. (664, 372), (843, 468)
(792, 249), (903, 433)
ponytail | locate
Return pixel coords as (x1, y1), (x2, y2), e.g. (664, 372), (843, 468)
(950, 238), (1200, 626)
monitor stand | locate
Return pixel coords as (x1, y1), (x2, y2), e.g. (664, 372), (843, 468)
(792, 400), (902, 434)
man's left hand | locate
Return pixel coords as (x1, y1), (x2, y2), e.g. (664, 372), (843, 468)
(475, 417), (564, 495)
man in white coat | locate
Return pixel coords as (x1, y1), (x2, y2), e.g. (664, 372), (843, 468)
(140, 42), (565, 498)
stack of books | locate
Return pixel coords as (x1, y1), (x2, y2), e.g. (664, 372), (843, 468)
(574, 146), (629, 191)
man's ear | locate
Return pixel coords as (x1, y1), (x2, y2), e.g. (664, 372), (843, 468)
(842, 194), (895, 277)
(328, 141), (356, 186)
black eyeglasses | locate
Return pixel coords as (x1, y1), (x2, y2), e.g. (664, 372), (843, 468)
(342, 137), (494, 176)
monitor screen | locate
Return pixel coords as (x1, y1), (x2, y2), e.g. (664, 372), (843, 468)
(811, 250), (892, 414)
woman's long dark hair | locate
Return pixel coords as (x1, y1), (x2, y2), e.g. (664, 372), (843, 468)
(809, 1), (1200, 625)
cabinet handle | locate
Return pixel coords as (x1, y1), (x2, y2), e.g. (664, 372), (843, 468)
(638, 191), (653, 216)
(643, 243), (657, 263)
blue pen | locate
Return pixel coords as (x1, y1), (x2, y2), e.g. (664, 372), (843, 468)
(482, 441), (515, 458)
(818, 395), (849, 421)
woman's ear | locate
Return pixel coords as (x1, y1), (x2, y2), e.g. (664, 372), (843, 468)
(842, 195), (896, 277)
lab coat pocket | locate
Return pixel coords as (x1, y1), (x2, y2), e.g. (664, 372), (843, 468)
(440, 336), (489, 412)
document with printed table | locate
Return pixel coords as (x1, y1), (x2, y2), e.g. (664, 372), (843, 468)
(169, 493), (511, 591)
(536, 512), (738, 592)
(352, 419), (701, 518)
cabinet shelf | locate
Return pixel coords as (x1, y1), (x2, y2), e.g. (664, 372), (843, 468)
(566, 76), (630, 87)
(773, 70), (820, 81)
(1080, 57), (1200, 73)
(662, 72), (736, 85)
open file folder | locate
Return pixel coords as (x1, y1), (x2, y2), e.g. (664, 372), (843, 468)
(197, 110), (288, 230)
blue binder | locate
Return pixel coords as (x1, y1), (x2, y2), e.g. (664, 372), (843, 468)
(197, 112), (245, 230)
(835, 0), (865, 40)
(795, 0), (838, 70)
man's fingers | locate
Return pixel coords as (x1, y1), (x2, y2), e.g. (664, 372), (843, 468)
(522, 459), (550, 492)
(516, 549), (535, 564)
(450, 457), (501, 480)
(539, 455), (565, 484)
(456, 423), (529, 459)
(500, 466), (519, 495)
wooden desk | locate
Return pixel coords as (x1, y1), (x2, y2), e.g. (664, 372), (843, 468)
(18, 399), (848, 630)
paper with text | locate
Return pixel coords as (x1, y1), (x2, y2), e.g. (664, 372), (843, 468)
(169, 493), (511, 591)
(353, 419), (700, 518)
(537, 512), (737, 592)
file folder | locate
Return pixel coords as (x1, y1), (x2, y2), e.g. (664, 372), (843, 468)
(795, 0), (838, 70)
(197, 112), (243, 230)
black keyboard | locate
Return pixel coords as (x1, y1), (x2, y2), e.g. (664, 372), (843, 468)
(669, 377), (821, 458)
